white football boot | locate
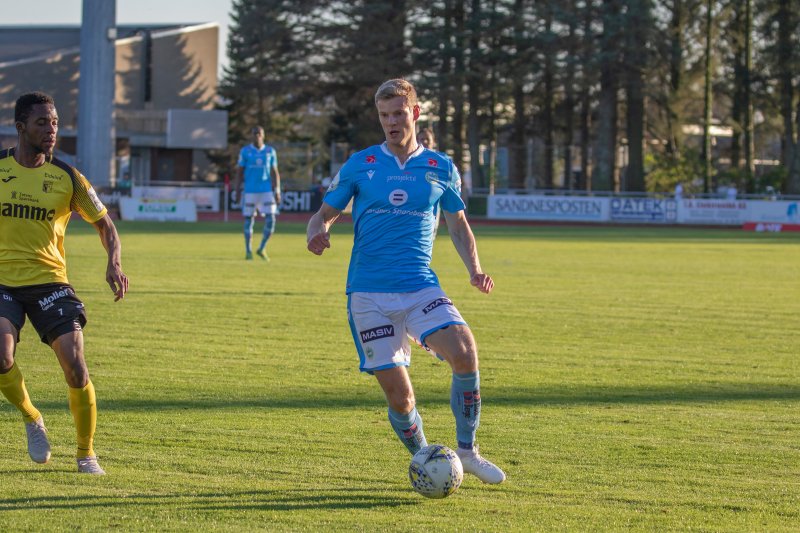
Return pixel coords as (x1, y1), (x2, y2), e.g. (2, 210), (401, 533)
(456, 445), (506, 484)
(77, 456), (106, 475)
(25, 417), (52, 464)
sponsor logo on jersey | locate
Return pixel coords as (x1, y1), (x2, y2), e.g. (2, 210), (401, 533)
(38, 286), (75, 311)
(366, 155), (377, 164)
(360, 325), (394, 343)
(87, 187), (106, 212)
(44, 171), (62, 181)
(422, 297), (453, 314)
(2, 175), (18, 183)
(0, 202), (55, 221)
(389, 189), (408, 206)
(387, 174), (415, 182)
(428, 159), (438, 167)
(328, 172), (340, 192)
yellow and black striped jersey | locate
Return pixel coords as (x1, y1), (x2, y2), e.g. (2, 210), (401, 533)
(0, 148), (107, 286)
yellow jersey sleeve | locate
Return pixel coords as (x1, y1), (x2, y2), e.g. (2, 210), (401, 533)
(68, 167), (107, 223)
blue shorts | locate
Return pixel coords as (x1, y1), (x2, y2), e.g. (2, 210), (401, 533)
(347, 286), (467, 373)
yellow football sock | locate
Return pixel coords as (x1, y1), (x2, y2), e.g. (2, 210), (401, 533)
(0, 363), (42, 423)
(68, 381), (97, 459)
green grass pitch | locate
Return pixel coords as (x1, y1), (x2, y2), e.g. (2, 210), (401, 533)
(0, 220), (797, 531)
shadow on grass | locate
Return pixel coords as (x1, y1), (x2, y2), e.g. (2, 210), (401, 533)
(0, 488), (416, 512)
(32, 383), (800, 412)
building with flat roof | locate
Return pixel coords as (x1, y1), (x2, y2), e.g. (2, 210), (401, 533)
(0, 23), (227, 187)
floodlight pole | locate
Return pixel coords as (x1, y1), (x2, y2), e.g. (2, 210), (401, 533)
(77, 0), (116, 188)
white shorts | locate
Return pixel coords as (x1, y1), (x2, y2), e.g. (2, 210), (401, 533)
(347, 286), (467, 373)
(243, 192), (278, 216)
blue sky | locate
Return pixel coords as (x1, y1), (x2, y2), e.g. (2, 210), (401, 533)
(3, 0), (234, 73)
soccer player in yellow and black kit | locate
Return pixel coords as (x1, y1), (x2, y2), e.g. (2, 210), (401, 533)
(0, 92), (128, 475)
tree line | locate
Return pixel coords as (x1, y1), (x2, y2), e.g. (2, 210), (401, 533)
(218, 0), (800, 194)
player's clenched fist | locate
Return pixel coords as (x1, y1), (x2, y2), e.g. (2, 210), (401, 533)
(470, 272), (494, 294)
(307, 232), (331, 255)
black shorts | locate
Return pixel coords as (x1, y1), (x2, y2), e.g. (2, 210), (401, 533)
(0, 283), (88, 344)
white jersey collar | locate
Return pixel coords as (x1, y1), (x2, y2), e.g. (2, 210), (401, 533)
(380, 142), (423, 170)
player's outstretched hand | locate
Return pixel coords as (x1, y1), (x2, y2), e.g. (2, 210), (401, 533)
(107, 264), (128, 302)
(470, 272), (494, 294)
(307, 232), (331, 255)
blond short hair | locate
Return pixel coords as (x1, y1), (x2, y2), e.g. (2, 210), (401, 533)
(374, 79), (418, 108)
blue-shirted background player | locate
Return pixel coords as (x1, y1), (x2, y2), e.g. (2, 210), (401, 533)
(306, 79), (505, 485)
(235, 126), (282, 260)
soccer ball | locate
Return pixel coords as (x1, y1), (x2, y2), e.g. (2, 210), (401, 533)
(408, 444), (464, 498)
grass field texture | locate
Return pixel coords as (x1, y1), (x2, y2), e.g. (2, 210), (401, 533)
(0, 220), (797, 531)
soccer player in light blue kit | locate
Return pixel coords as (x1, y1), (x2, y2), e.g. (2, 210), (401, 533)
(306, 79), (505, 484)
(235, 126), (282, 260)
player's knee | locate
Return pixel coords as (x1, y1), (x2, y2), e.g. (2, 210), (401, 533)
(63, 364), (89, 388)
(385, 388), (416, 414)
(0, 353), (14, 373)
(449, 350), (478, 374)
(0, 339), (15, 371)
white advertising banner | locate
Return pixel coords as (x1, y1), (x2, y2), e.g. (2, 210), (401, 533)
(487, 194), (609, 222)
(120, 197), (197, 222)
(677, 199), (750, 225)
(745, 200), (800, 224)
(131, 185), (220, 212)
(609, 197), (678, 223)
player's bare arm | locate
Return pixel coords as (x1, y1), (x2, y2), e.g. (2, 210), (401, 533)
(92, 214), (128, 301)
(234, 167), (243, 199)
(272, 165), (282, 206)
(306, 202), (342, 255)
(442, 210), (494, 294)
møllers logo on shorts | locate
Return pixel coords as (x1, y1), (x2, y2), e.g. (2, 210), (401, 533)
(38, 287), (75, 311)
(360, 325), (394, 343)
(422, 297), (452, 314)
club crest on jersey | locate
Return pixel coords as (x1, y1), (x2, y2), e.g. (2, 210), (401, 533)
(360, 325), (394, 343)
(42, 182), (53, 193)
(428, 158), (438, 167)
(425, 171), (440, 184)
(366, 155), (376, 164)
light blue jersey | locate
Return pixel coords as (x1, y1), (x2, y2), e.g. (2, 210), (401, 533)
(238, 144), (278, 193)
(324, 143), (465, 294)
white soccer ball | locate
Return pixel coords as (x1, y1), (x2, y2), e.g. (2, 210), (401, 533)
(408, 444), (464, 498)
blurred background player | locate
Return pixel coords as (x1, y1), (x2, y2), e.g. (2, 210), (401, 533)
(417, 127), (436, 150)
(0, 92), (128, 475)
(417, 127), (442, 237)
(235, 125), (282, 260)
(307, 79), (505, 485)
